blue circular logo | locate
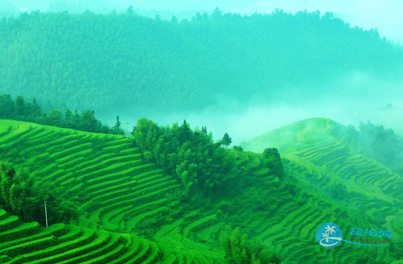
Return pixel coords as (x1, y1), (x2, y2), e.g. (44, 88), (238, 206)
(316, 222), (342, 249)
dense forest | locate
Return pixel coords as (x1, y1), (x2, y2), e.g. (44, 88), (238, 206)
(339, 121), (403, 172)
(0, 93), (125, 134)
(132, 118), (283, 203)
(0, 161), (80, 226)
(0, 9), (401, 116)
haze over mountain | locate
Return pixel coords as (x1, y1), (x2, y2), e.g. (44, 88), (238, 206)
(0, 8), (402, 145)
(1, 1), (403, 263)
(1, 0), (403, 43)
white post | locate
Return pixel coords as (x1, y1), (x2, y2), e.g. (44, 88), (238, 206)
(44, 201), (48, 228)
(125, 122), (129, 139)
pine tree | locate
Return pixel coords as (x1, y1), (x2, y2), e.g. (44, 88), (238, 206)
(0, 93), (15, 118)
(113, 115), (122, 134)
(15, 95), (26, 117)
(80, 110), (97, 132)
(73, 110), (81, 129)
(65, 109), (73, 126)
(221, 133), (232, 148)
(45, 109), (62, 126)
(179, 120), (192, 143)
(29, 98), (42, 119)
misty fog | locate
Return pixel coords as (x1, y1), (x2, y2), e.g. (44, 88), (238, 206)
(1, 0), (402, 146)
(112, 68), (403, 146)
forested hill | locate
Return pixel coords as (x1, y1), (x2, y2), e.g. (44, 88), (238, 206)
(0, 9), (402, 116)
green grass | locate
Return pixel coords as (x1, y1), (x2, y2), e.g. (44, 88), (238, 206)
(0, 216), (20, 233)
(0, 222), (41, 244)
(125, 206), (169, 233)
(22, 227), (98, 263)
(0, 223), (65, 251)
(2, 118), (403, 263)
(182, 214), (217, 238)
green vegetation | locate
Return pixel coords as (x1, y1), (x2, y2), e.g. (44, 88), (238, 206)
(357, 121), (403, 171)
(132, 118), (283, 201)
(0, 161), (80, 226)
(0, 118), (287, 263)
(0, 10), (401, 115)
(221, 133), (233, 148)
(1, 116), (403, 263)
(243, 117), (403, 263)
(0, 93), (125, 135)
(1, 6), (403, 263)
(220, 225), (281, 264)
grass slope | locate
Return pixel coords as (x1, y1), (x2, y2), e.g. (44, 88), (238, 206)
(1, 118), (402, 263)
(0, 120), (224, 263)
(242, 117), (403, 262)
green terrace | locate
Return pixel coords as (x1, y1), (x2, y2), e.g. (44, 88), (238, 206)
(1, 119), (402, 263)
(0, 208), (223, 263)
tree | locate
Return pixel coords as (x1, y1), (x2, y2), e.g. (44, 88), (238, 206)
(211, 7), (223, 20)
(126, 5), (134, 14)
(221, 133), (232, 148)
(359, 121), (403, 168)
(220, 225), (281, 264)
(0, 93), (15, 118)
(28, 98), (42, 119)
(45, 109), (62, 126)
(263, 148), (280, 160)
(232, 145), (243, 151)
(179, 120), (192, 144)
(263, 148), (283, 178)
(80, 110), (97, 132)
(201, 126), (208, 136)
(113, 115), (123, 135)
(0, 161), (80, 225)
(73, 110), (81, 128)
(14, 95), (26, 117)
(64, 109), (73, 128)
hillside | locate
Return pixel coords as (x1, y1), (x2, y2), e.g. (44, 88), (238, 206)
(242, 118), (403, 262)
(1, 118), (403, 263)
(0, 10), (401, 116)
(0, 119), (283, 263)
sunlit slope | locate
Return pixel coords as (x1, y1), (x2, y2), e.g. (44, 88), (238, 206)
(0, 208), (222, 264)
(0, 120), (179, 232)
(0, 120), (226, 263)
(242, 117), (403, 229)
(1, 119), (399, 263)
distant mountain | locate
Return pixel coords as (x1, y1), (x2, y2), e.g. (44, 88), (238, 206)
(0, 10), (401, 117)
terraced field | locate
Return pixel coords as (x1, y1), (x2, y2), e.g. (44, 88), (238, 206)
(0, 208), (224, 263)
(2, 118), (402, 263)
(242, 118), (403, 263)
(0, 120), (226, 263)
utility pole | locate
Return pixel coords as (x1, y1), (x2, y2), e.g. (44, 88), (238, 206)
(44, 201), (48, 228)
(125, 122), (129, 139)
